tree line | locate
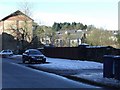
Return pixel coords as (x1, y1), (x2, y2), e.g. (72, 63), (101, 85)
(52, 22), (87, 31)
(33, 23), (120, 48)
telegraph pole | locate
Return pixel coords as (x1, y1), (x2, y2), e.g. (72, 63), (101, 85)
(2, 21), (5, 50)
(16, 20), (19, 54)
(117, 2), (120, 48)
(118, 1), (120, 33)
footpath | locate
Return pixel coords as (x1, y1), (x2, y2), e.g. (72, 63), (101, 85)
(9, 55), (120, 89)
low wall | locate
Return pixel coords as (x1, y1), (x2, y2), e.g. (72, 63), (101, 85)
(44, 47), (79, 60)
(43, 45), (117, 63)
(85, 46), (115, 62)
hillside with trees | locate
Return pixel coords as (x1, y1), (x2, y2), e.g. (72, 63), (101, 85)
(32, 20), (120, 48)
(52, 22), (87, 31)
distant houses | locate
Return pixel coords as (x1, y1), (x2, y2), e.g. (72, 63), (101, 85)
(0, 10), (119, 50)
(55, 29), (87, 47)
(0, 10), (87, 50)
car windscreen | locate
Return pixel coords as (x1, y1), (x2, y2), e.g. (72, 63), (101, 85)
(29, 50), (42, 55)
(2, 50), (8, 53)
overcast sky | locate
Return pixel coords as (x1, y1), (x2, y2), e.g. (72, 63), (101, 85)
(0, 0), (119, 30)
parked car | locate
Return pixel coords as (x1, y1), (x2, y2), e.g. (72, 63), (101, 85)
(22, 49), (46, 63)
(0, 50), (13, 58)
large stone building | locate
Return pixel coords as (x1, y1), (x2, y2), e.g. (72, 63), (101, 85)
(0, 10), (34, 50)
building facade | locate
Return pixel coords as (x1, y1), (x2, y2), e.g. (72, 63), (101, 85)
(0, 10), (34, 50)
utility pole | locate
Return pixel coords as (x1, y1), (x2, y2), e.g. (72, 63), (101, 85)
(16, 20), (19, 54)
(2, 21), (5, 50)
(118, 1), (120, 33)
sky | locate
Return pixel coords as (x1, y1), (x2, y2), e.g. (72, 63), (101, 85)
(0, 0), (119, 30)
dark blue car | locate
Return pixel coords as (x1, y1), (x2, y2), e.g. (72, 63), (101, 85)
(22, 49), (46, 63)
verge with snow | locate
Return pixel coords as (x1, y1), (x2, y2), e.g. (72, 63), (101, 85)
(9, 55), (120, 88)
(32, 57), (103, 70)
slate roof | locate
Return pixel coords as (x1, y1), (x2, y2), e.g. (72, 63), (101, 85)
(0, 10), (33, 21)
(56, 30), (86, 39)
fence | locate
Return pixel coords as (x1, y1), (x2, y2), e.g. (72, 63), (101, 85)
(43, 45), (118, 62)
(44, 47), (79, 60)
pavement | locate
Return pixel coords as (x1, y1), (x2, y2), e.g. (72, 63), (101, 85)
(8, 55), (120, 89)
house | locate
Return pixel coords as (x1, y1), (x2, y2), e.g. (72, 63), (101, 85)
(106, 30), (119, 35)
(56, 29), (87, 47)
(0, 10), (34, 50)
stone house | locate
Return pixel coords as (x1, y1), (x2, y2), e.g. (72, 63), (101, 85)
(0, 10), (34, 50)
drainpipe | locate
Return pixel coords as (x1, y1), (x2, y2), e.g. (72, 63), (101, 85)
(2, 21), (4, 50)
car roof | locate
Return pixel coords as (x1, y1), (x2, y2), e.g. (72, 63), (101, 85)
(26, 49), (39, 51)
(1, 50), (12, 52)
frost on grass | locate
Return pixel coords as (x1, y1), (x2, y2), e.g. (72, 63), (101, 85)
(73, 73), (120, 87)
(33, 57), (103, 70)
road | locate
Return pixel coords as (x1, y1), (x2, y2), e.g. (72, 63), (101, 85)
(2, 58), (101, 88)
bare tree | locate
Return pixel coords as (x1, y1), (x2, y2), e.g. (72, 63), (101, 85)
(18, 1), (33, 17)
(8, 1), (34, 51)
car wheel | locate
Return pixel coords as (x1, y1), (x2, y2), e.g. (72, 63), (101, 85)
(22, 59), (26, 63)
(22, 57), (26, 63)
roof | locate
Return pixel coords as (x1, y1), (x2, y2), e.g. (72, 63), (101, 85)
(0, 10), (33, 21)
(56, 29), (86, 34)
(56, 30), (85, 39)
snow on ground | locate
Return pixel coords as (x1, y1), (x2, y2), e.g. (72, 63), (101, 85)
(73, 73), (120, 88)
(9, 55), (22, 60)
(9, 55), (120, 88)
(30, 57), (103, 76)
(31, 57), (120, 88)
(33, 57), (103, 70)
